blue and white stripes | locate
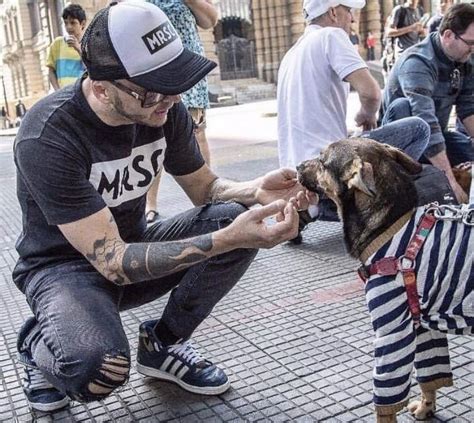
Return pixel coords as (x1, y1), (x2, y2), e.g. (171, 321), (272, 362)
(364, 206), (473, 412)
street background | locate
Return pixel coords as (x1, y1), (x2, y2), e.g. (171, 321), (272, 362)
(0, 95), (472, 422)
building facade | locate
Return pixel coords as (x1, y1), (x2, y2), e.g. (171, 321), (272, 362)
(0, 0), (452, 113)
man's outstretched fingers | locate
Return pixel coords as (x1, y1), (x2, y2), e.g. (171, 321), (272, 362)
(250, 200), (287, 221)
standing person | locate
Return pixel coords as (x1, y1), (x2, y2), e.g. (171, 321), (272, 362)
(0, 106), (8, 129)
(145, 0), (217, 224)
(13, 1), (312, 413)
(366, 30), (376, 60)
(427, 0), (453, 33)
(383, 0), (424, 73)
(382, 3), (474, 204)
(46, 4), (86, 90)
(15, 99), (27, 126)
(277, 0), (430, 241)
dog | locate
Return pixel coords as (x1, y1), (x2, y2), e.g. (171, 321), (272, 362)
(297, 138), (473, 423)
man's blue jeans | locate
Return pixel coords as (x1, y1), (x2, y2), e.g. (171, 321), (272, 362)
(363, 114), (430, 160)
(381, 97), (474, 165)
(18, 202), (257, 402)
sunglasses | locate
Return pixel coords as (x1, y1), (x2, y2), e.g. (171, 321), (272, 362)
(449, 68), (461, 96)
(454, 32), (474, 47)
(109, 80), (167, 108)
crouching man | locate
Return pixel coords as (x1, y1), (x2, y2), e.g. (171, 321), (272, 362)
(13, 1), (312, 412)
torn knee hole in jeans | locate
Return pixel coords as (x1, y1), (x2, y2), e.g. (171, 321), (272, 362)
(87, 354), (129, 396)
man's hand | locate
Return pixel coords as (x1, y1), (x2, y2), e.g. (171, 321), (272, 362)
(355, 108), (378, 131)
(450, 178), (468, 204)
(217, 200), (299, 250)
(255, 168), (317, 210)
(65, 35), (81, 54)
(409, 22), (423, 34)
(429, 150), (468, 203)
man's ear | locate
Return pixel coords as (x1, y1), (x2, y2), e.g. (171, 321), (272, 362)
(327, 7), (338, 22)
(345, 157), (376, 197)
(383, 144), (423, 175)
(91, 81), (112, 105)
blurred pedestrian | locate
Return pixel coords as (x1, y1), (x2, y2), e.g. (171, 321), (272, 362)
(0, 106), (9, 129)
(383, 0), (424, 73)
(15, 100), (26, 126)
(145, 0), (217, 224)
(427, 0), (453, 33)
(46, 4), (86, 90)
(366, 30), (376, 60)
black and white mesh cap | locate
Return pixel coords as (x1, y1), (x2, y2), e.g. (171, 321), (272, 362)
(81, 0), (216, 95)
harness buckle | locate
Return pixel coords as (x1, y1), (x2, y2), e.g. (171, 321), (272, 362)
(399, 255), (415, 270)
(373, 257), (399, 275)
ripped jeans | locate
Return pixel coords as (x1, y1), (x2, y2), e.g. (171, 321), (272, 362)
(18, 202), (257, 403)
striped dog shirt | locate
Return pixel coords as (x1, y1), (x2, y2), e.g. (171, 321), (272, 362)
(363, 206), (473, 415)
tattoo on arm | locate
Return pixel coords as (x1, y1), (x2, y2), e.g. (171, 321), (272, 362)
(86, 236), (127, 284)
(121, 234), (214, 285)
(85, 218), (214, 286)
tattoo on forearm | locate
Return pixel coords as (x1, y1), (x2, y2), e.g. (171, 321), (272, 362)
(121, 234), (214, 285)
(86, 236), (127, 284)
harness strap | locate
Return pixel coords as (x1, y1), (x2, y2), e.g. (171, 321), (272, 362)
(358, 212), (437, 327)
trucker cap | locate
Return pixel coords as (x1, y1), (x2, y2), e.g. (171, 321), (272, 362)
(81, 0), (217, 95)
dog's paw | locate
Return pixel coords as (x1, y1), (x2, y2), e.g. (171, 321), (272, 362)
(407, 398), (435, 420)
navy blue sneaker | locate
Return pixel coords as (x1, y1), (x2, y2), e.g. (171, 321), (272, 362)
(17, 318), (69, 412)
(18, 353), (69, 412)
(136, 321), (230, 395)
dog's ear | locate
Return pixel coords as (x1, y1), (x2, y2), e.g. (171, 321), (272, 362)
(345, 157), (376, 197)
(383, 144), (422, 175)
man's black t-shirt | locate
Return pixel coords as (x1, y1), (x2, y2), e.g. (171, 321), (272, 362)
(13, 79), (204, 290)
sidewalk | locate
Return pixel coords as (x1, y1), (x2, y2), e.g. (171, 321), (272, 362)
(0, 100), (472, 422)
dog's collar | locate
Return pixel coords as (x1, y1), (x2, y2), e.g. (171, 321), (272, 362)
(359, 210), (415, 263)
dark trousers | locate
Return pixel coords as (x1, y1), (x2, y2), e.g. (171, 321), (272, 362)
(18, 202), (257, 402)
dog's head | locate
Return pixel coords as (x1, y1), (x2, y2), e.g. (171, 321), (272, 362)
(297, 138), (423, 257)
(297, 138), (422, 206)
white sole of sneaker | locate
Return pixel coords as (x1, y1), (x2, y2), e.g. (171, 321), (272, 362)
(136, 363), (230, 395)
(28, 396), (70, 412)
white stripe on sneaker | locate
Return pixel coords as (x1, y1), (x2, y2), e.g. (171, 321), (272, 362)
(160, 356), (174, 372)
(169, 360), (182, 376)
(177, 365), (189, 380)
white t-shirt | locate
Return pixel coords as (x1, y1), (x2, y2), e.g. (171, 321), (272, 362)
(277, 25), (367, 168)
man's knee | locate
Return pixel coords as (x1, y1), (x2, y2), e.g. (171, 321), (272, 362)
(408, 117), (430, 139)
(201, 201), (248, 227)
(65, 349), (130, 402)
(383, 97), (412, 123)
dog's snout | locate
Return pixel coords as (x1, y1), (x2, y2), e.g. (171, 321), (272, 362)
(296, 159), (322, 194)
(296, 162), (308, 173)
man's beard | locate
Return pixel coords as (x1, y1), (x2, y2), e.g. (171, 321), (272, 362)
(111, 95), (167, 128)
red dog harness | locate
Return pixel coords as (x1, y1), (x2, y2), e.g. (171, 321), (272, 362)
(358, 212), (437, 327)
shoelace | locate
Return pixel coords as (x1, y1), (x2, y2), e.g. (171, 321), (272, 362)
(23, 366), (54, 391)
(167, 340), (205, 367)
